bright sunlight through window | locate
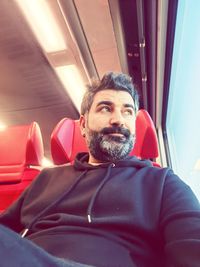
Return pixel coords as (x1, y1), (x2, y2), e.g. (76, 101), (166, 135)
(166, 0), (200, 200)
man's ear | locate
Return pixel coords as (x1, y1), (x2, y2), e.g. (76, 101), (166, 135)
(79, 115), (86, 137)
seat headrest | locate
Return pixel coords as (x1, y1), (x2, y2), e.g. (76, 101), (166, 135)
(131, 109), (159, 159)
(51, 118), (87, 165)
(51, 109), (159, 164)
(0, 121), (44, 167)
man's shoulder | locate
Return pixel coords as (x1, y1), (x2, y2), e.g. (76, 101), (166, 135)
(42, 163), (74, 173)
(32, 164), (77, 185)
(24, 164), (79, 198)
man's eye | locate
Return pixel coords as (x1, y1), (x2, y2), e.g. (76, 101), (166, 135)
(99, 106), (111, 112)
(124, 109), (133, 115)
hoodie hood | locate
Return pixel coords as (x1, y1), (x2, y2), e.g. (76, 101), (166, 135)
(74, 152), (153, 171)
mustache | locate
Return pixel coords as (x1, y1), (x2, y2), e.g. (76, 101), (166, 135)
(100, 126), (131, 138)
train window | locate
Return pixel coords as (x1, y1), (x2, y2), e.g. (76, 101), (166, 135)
(166, 0), (200, 200)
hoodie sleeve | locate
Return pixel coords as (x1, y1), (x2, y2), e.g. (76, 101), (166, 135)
(160, 170), (200, 266)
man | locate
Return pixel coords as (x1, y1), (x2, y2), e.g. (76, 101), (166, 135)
(0, 72), (200, 267)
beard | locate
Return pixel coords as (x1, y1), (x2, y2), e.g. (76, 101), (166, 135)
(85, 125), (135, 162)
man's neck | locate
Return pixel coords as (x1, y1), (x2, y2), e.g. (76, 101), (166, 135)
(88, 154), (104, 165)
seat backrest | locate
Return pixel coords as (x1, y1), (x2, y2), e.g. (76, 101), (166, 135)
(0, 122), (44, 212)
(51, 109), (159, 165)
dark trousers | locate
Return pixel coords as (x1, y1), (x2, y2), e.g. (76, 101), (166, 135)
(0, 225), (92, 267)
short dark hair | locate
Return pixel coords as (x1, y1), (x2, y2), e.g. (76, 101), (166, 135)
(80, 72), (139, 115)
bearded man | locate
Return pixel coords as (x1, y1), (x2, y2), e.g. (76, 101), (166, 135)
(0, 72), (200, 267)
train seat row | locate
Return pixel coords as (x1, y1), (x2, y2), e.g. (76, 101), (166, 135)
(0, 109), (159, 212)
(0, 122), (44, 212)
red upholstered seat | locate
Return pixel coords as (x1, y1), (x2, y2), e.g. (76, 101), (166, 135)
(0, 122), (44, 212)
(130, 109), (159, 159)
(51, 109), (159, 166)
(51, 118), (87, 165)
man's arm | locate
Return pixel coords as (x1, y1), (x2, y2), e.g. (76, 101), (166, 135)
(160, 171), (200, 266)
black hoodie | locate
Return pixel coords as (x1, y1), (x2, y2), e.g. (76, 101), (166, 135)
(0, 153), (200, 267)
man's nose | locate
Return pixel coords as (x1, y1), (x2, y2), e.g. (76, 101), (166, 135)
(110, 110), (125, 126)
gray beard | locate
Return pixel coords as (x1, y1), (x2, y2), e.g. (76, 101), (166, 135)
(85, 127), (135, 162)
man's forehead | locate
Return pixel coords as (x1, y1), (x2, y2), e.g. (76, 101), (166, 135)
(92, 89), (134, 107)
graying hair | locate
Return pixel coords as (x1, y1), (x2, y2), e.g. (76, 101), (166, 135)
(80, 72), (139, 115)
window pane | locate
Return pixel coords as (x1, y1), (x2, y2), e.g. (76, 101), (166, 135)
(166, 0), (200, 200)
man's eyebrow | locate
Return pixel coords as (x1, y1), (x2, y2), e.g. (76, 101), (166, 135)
(96, 101), (113, 107)
(96, 101), (135, 110)
(124, 103), (135, 110)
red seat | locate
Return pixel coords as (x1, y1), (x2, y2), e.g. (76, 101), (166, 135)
(0, 122), (44, 212)
(51, 109), (159, 165)
(131, 109), (159, 159)
(51, 118), (87, 165)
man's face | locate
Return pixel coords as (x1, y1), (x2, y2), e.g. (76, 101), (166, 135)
(80, 89), (136, 163)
